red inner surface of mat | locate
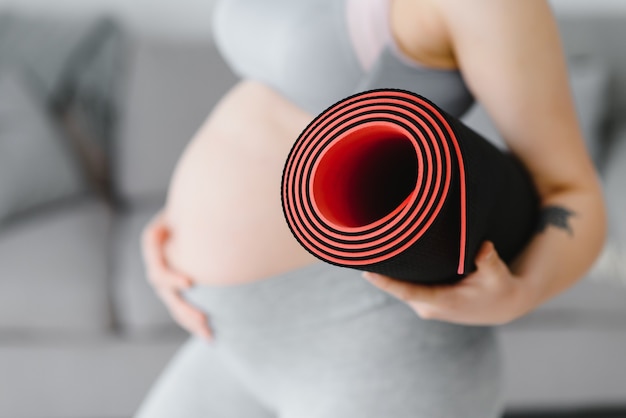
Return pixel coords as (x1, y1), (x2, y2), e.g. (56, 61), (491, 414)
(312, 125), (418, 228)
(283, 90), (467, 274)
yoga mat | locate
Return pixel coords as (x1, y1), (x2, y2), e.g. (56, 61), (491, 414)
(281, 89), (539, 285)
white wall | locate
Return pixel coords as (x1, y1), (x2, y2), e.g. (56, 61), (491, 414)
(0, 0), (624, 40)
(0, 0), (218, 40)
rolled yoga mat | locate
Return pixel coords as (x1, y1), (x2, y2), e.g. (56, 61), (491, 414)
(281, 89), (539, 285)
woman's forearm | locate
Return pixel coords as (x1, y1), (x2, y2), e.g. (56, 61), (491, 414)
(511, 181), (607, 315)
(362, 176), (607, 326)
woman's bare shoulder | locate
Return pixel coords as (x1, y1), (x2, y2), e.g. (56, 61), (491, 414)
(434, 0), (597, 196)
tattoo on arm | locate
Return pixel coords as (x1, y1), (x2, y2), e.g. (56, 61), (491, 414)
(536, 205), (576, 236)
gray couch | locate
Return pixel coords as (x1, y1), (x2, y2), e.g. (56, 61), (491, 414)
(1, 14), (625, 418)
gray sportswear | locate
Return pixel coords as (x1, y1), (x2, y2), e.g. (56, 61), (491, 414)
(135, 264), (503, 418)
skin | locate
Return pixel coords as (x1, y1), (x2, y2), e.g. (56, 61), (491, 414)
(364, 0), (607, 325)
(143, 82), (318, 339)
(142, 0), (606, 338)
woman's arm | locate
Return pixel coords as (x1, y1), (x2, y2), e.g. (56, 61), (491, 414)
(364, 0), (607, 325)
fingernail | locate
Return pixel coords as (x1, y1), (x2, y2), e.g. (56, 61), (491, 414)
(482, 242), (494, 260)
(362, 272), (378, 281)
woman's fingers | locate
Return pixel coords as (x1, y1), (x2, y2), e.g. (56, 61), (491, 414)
(140, 211), (213, 339)
(141, 214), (191, 290)
(158, 288), (213, 341)
(474, 241), (509, 279)
(147, 264), (192, 291)
(362, 240), (525, 325)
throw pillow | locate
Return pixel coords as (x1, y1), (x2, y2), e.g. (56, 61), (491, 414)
(0, 69), (85, 225)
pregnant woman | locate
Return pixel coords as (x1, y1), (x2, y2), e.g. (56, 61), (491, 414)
(136, 0), (606, 416)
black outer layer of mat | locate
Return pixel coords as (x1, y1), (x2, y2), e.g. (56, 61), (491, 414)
(281, 89), (539, 285)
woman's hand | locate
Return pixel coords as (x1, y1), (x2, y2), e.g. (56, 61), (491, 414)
(141, 211), (213, 341)
(363, 241), (533, 326)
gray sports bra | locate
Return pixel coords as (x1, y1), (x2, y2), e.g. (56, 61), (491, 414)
(211, 0), (474, 117)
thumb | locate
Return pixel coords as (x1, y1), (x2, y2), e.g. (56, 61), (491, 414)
(474, 241), (506, 273)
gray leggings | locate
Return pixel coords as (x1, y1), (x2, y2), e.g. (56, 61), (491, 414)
(135, 262), (504, 418)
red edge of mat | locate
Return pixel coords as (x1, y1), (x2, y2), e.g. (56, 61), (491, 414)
(282, 89), (467, 275)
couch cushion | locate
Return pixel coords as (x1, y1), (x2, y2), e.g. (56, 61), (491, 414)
(558, 15), (626, 129)
(499, 327), (626, 408)
(507, 277), (626, 330)
(114, 37), (239, 203)
(604, 126), (626, 242)
(0, 197), (112, 335)
(0, 339), (184, 418)
(568, 59), (611, 166)
(587, 124), (626, 288)
(112, 205), (180, 335)
(0, 69), (86, 226)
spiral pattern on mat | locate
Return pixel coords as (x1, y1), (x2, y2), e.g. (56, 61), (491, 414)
(281, 89), (468, 274)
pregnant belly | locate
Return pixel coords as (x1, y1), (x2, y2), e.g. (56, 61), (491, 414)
(164, 81), (318, 285)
